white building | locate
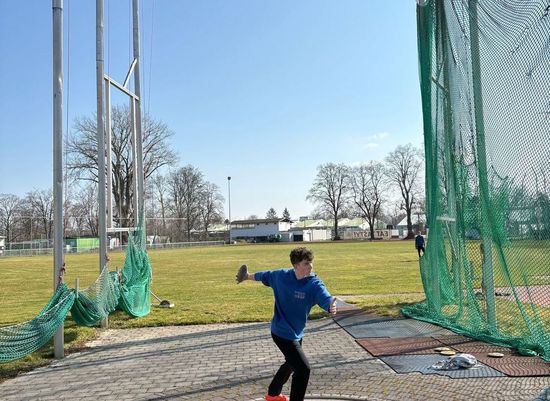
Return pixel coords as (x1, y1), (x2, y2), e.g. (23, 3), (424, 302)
(228, 216), (400, 243)
(230, 218), (293, 242)
(396, 213), (426, 238)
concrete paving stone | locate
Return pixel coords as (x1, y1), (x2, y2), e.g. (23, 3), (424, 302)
(0, 318), (548, 400)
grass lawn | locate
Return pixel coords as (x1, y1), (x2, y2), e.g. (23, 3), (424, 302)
(0, 240), (424, 380)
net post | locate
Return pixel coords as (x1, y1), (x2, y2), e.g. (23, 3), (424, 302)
(52, 0), (65, 360)
(96, 0), (108, 329)
(468, 0), (497, 331)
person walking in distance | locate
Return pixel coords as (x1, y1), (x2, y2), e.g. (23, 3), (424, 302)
(415, 232), (425, 257)
(235, 247), (337, 401)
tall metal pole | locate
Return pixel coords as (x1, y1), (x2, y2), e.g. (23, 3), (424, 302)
(52, 0), (65, 359)
(469, 0), (496, 330)
(132, 0), (145, 243)
(96, 0), (108, 328)
(227, 176), (231, 243)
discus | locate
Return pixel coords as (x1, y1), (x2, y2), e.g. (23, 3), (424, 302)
(439, 350), (456, 356)
(434, 347), (451, 352)
(487, 352), (504, 358)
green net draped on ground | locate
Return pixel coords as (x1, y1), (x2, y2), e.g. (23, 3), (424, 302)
(0, 219), (151, 362)
(71, 267), (121, 327)
(0, 284), (75, 363)
(403, 0), (550, 361)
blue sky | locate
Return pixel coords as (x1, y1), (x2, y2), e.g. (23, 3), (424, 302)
(0, 1), (423, 220)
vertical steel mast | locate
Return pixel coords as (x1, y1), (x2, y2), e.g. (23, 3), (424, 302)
(96, 0), (108, 328)
(52, 0), (65, 358)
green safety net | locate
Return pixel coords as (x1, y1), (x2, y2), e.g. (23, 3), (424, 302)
(0, 284), (75, 363)
(403, 0), (550, 361)
(117, 221), (151, 317)
(71, 267), (121, 327)
(0, 218), (152, 362)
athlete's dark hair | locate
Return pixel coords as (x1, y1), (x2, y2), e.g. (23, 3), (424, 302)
(290, 247), (314, 265)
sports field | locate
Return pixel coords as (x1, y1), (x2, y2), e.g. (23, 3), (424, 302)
(0, 240), (424, 326)
(0, 240), (424, 379)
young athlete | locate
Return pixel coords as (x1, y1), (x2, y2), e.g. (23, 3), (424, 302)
(236, 247), (337, 401)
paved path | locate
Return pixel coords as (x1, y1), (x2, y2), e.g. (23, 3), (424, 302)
(0, 318), (548, 400)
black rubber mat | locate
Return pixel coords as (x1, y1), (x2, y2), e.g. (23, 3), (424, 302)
(433, 333), (476, 347)
(343, 318), (454, 338)
(334, 312), (549, 377)
(447, 341), (550, 377)
(379, 354), (505, 378)
(334, 309), (402, 328)
(356, 337), (449, 356)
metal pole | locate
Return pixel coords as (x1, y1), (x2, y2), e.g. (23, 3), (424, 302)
(132, 0), (145, 242)
(469, 0), (496, 330)
(131, 99), (139, 223)
(227, 176), (231, 243)
(105, 80), (112, 229)
(52, 0), (64, 359)
(96, 0), (108, 328)
(416, 0), (441, 312)
(440, 4), (462, 300)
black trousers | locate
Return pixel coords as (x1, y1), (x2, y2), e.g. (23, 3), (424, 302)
(417, 246), (425, 256)
(268, 333), (311, 401)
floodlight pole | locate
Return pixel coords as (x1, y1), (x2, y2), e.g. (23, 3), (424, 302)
(227, 176), (232, 243)
(52, 0), (65, 359)
(469, 0), (496, 330)
(96, 0), (108, 328)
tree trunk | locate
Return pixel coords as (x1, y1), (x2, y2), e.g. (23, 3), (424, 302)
(333, 219), (340, 240)
(369, 223), (375, 241)
(406, 209), (414, 239)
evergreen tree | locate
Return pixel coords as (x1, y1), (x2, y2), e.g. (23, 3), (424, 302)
(266, 207), (278, 219)
(282, 207), (291, 220)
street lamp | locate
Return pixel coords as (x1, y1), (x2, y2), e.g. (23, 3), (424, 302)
(227, 176), (232, 243)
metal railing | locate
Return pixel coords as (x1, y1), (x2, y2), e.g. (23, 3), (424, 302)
(0, 240), (225, 258)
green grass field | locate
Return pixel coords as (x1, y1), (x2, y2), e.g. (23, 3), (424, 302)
(1, 239), (549, 380)
(0, 241), (424, 327)
(0, 240), (423, 379)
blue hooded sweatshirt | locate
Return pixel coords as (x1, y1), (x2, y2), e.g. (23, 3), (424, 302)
(254, 268), (333, 341)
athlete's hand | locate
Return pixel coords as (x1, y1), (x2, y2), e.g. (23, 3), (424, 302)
(329, 297), (338, 315)
(235, 264), (249, 284)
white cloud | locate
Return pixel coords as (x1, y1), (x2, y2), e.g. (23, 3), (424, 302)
(363, 143), (379, 150)
(369, 132), (390, 141)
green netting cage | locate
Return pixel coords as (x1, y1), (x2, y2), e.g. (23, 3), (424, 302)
(403, 0), (550, 361)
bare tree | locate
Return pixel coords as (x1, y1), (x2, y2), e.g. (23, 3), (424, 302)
(26, 189), (54, 240)
(150, 173), (169, 238)
(0, 193), (23, 244)
(266, 207), (278, 219)
(376, 199), (406, 229)
(385, 144), (424, 239)
(307, 163), (350, 240)
(67, 104), (178, 227)
(349, 161), (386, 240)
(168, 165), (204, 242)
(199, 182), (224, 239)
(70, 184), (99, 237)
